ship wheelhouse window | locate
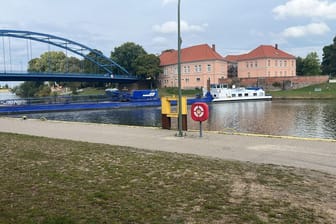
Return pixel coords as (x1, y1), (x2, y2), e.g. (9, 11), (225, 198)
(244, 93), (248, 97)
(253, 93), (257, 96)
(232, 94), (236, 97)
(238, 93), (242, 97)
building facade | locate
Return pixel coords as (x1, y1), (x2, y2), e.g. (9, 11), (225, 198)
(158, 44), (227, 89)
(226, 45), (296, 79)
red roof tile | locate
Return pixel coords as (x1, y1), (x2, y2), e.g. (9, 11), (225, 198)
(224, 55), (240, 62)
(160, 44), (224, 66)
(238, 45), (295, 61)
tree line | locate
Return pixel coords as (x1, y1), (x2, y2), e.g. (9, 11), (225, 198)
(13, 42), (162, 97)
(297, 36), (336, 77)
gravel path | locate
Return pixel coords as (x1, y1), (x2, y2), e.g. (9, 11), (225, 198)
(1, 117), (335, 174)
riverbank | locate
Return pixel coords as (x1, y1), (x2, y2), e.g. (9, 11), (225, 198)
(0, 88), (10, 93)
(0, 119), (335, 223)
(269, 82), (336, 99)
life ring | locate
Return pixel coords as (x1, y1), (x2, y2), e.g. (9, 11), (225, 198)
(193, 105), (204, 118)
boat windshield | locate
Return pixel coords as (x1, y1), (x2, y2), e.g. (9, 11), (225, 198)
(210, 84), (228, 88)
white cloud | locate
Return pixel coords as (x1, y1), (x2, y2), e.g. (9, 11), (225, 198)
(282, 22), (330, 38)
(162, 0), (177, 6)
(289, 46), (324, 58)
(153, 20), (207, 34)
(152, 36), (168, 44)
(273, 0), (336, 19)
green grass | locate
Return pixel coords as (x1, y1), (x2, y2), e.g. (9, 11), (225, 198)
(1, 132), (336, 223)
(77, 87), (105, 96)
(158, 87), (202, 97)
(269, 83), (336, 99)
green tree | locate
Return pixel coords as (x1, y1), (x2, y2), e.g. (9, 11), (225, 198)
(17, 51), (84, 97)
(321, 36), (336, 77)
(83, 50), (110, 74)
(296, 56), (304, 76)
(13, 81), (49, 97)
(134, 54), (162, 80)
(28, 51), (67, 72)
(64, 56), (81, 73)
(81, 50), (108, 88)
(302, 52), (321, 76)
(110, 42), (147, 75)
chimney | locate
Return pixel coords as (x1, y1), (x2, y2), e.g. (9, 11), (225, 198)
(275, 44), (278, 50)
(212, 44), (216, 51)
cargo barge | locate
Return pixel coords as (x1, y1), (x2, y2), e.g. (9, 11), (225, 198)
(0, 89), (212, 114)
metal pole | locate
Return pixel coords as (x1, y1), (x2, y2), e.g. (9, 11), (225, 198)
(177, 0), (183, 137)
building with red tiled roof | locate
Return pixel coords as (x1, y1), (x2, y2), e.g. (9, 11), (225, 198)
(158, 44), (227, 88)
(230, 44), (296, 78)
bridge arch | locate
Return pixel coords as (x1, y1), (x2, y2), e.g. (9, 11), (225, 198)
(0, 29), (130, 76)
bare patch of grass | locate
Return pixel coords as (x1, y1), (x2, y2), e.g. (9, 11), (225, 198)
(0, 132), (335, 223)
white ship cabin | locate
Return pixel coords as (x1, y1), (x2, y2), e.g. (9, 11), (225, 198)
(207, 84), (271, 101)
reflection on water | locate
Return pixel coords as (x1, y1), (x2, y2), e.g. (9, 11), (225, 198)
(7, 99), (336, 140)
(24, 107), (163, 127)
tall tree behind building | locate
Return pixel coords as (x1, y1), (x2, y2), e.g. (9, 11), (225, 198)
(322, 36), (336, 77)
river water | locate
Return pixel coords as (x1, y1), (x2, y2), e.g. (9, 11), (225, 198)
(2, 91), (335, 140)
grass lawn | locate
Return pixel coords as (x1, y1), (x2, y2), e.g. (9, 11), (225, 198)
(1, 132), (335, 224)
(158, 87), (202, 97)
(77, 88), (105, 96)
(269, 83), (336, 99)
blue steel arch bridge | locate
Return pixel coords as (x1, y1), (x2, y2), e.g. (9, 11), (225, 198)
(0, 29), (139, 83)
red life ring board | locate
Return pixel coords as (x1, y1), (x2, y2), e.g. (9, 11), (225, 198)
(191, 103), (209, 122)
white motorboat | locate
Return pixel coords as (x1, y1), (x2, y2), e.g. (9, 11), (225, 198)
(204, 84), (272, 102)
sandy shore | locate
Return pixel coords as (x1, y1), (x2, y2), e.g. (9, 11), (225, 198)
(0, 117), (335, 174)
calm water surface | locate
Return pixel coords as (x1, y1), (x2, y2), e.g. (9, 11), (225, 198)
(6, 98), (336, 140)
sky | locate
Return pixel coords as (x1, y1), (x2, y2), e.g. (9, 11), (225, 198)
(1, 0), (336, 70)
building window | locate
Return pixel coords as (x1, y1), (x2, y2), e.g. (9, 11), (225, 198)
(255, 61), (258, 67)
(183, 65), (190, 74)
(194, 65), (202, 73)
(268, 71), (271, 76)
(207, 64), (211, 72)
(284, 60), (287, 67)
(279, 60), (282, 67)
(246, 62), (249, 68)
(250, 62), (253, 68)
(275, 60), (278, 67)
(268, 60), (271, 67)
(196, 77), (201, 82)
